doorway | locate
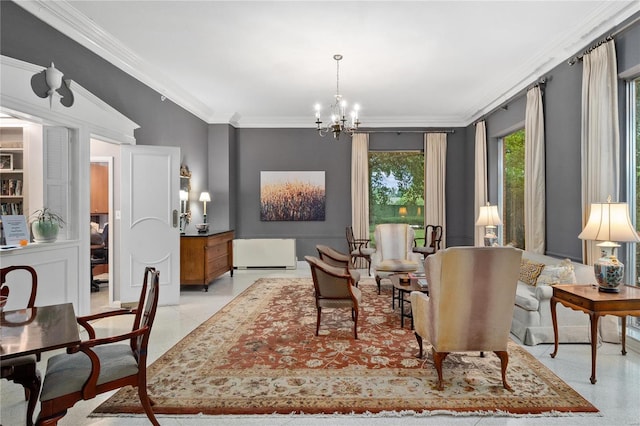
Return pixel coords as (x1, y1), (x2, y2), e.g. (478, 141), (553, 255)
(90, 154), (113, 313)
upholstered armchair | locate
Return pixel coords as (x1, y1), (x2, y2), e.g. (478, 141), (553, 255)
(410, 246), (522, 390)
(316, 244), (361, 287)
(371, 224), (422, 294)
(305, 255), (362, 339)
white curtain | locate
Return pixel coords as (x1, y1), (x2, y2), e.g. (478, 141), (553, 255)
(524, 86), (546, 254)
(351, 133), (370, 267)
(474, 121), (488, 247)
(424, 133), (447, 248)
(581, 40), (620, 265)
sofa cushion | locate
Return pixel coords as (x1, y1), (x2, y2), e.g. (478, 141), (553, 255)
(536, 259), (576, 286)
(519, 259), (545, 286)
(514, 282), (539, 311)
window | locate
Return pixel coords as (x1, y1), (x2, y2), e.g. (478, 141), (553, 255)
(369, 151), (424, 243)
(501, 129), (525, 248)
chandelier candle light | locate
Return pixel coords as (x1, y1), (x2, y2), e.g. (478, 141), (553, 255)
(314, 54), (361, 140)
(475, 203), (502, 247)
(578, 196), (640, 292)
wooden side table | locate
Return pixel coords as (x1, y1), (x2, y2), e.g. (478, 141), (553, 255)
(550, 284), (640, 384)
(390, 274), (428, 329)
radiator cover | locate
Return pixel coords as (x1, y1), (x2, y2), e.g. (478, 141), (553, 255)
(233, 238), (297, 269)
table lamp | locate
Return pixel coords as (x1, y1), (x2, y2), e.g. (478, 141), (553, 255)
(199, 191), (211, 223)
(475, 202), (502, 246)
(578, 196), (640, 292)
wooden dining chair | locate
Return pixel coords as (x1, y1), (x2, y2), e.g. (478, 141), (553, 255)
(1, 265), (40, 426)
(412, 224), (443, 259)
(36, 267), (161, 426)
(345, 226), (375, 275)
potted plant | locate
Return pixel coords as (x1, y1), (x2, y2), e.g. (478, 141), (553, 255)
(30, 208), (65, 243)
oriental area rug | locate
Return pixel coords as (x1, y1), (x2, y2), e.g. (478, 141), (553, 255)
(94, 277), (597, 417)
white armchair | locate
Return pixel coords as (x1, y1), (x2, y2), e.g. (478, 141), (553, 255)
(411, 246), (522, 390)
(371, 224), (422, 294)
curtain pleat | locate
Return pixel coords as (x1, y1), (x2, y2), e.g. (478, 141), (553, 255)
(351, 133), (370, 267)
(474, 121), (488, 247)
(524, 86), (546, 254)
(581, 40), (620, 265)
(424, 133), (447, 248)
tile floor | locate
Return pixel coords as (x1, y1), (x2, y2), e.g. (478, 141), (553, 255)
(2, 263), (640, 425)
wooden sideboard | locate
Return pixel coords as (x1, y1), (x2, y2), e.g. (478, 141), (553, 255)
(180, 230), (234, 291)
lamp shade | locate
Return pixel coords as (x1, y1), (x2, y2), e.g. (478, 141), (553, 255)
(199, 192), (211, 203)
(179, 190), (188, 201)
(578, 201), (640, 243)
(475, 204), (502, 227)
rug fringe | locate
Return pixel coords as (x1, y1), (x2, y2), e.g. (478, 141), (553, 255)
(90, 408), (603, 419)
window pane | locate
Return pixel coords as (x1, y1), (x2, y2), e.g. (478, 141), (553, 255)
(369, 151), (424, 244)
(503, 129), (525, 248)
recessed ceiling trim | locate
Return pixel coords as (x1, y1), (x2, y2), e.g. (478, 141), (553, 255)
(16, 0), (215, 123)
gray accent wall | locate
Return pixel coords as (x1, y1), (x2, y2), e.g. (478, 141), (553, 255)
(234, 128), (471, 258)
(469, 11), (640, 262)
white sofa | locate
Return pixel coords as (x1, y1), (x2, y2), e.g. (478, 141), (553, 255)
(511, 250), (620, 346)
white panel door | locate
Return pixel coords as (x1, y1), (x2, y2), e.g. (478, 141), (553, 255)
(119, 145), (180, 305)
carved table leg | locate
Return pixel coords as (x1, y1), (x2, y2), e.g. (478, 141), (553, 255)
(550, 296), (559, 358)
(589, 312), (599, 384)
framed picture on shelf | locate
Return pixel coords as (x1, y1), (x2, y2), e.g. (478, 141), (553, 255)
(0, 154), (13, 170)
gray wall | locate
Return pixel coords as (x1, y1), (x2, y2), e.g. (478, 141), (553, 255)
(3, 1), (640, 262)
(234, 128), (471, 258)
(0, 1), (210, 218)
(468, 12), (640, 262)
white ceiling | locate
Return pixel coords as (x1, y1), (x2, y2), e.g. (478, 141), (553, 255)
(18, 1), (640, 128)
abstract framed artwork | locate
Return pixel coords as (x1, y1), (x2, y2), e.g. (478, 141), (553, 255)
(260, 171), (325, 221)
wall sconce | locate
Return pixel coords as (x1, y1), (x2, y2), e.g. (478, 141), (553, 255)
(398, 207), (408, 217)
(45, 62), (63, 108)
(475, 202), (502, 246)
(199, 191), (211, 223)
(179, 190), (189, 233)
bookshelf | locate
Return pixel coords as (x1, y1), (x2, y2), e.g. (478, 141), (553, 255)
(0, 127), (27, 216)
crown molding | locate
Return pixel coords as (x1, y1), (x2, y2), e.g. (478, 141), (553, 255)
(230, 115), (466, 129)
(15, 0), (640, 129)
(16, 0), (215, 123)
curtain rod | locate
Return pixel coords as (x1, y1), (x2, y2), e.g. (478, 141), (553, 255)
(355, 129), (455, 134)
(472, 76), (550, 126)
(568, 14), (640, 65)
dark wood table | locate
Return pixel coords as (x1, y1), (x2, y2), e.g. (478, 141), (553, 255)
(1, 302), (80, 425)
(550, 284), (640, 384)
(390, 274), (429, 329)
(1, 303), (80, 360)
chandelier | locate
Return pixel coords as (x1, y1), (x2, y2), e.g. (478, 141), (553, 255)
(314, 54), (361, 140)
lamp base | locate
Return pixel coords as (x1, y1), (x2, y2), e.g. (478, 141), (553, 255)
(593, 255), (624, 293)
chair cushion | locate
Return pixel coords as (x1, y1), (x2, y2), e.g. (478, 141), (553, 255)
(317, 285), (362, 309)
(376, 259), (419, 272)
(351, 247), (375, 256)
(349, 270), (361, 284)
(519, 259), (545, 286)
(40, 344), (138, 402)
(412, 246), (435, 255)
